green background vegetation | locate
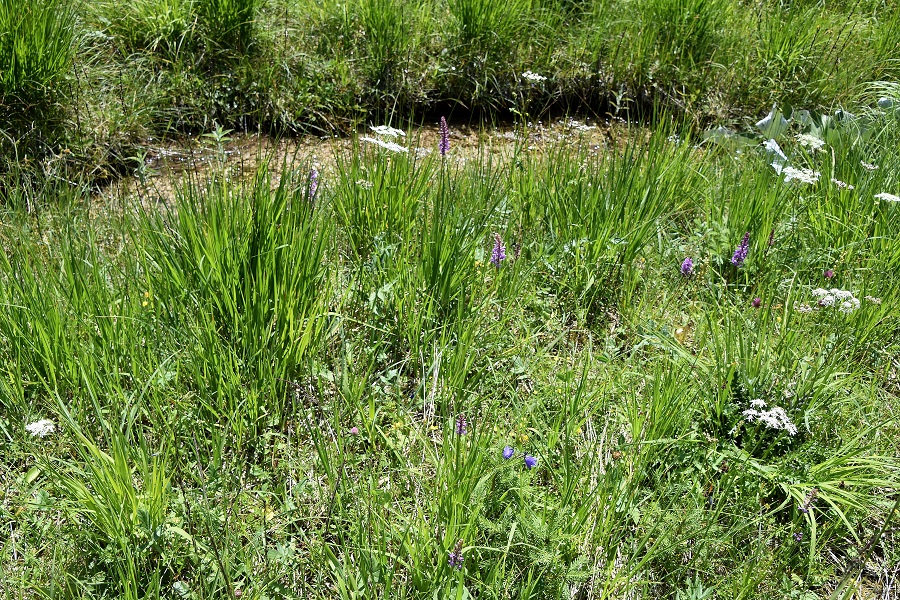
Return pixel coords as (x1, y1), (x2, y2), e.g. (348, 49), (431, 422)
(1, 0), (899, 598)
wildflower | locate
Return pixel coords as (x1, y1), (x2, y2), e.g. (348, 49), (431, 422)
(490, 233), (506, 267)
(369, 125), (405, 138)
(796, 134), (825, 151)
(439, 117), (450, 157)
(680, 257), (694, 276)
(796, 303), (815, 314)
(782, 166), (820, 185)
(350, 427), (359, 435)
(839, 298), (860, 313)
(731, 232), (750, 267)
(824, 269), (834, 279)
(749, 398), (767, 409)
(742, 403), (798, 435)
(751, 297), (762, 308)
(503, 446), (515, 459)
(447, 540), (464, 569)
(768, 230), (775, 247)
(521, 71), (547, 82)
(793, 532), (804, 542)
(361, 136), (407, 154)
(831, 178), (854, 190)
(874, 192), (900, 203)
(25, 419), (55, 438)
(818, 294), (835, 307)
(864, 295), (882, 304)
(308, 168), (319, 202)
(455, 414), (467, 436)
(513, 242), (522, 260)
(524, 454), (538, 469)
(356, 179), (374, 189)
(861, 161), (879, 171)
(799, 488), (818, 514)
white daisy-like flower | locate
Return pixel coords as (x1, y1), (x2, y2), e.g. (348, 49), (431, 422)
(782, 166), (820, 185)
(360, 136), (408, 154)
(521, 71), (547, 82)
(831, 178), (854, 190)
(796, 134), (825, 151)
(874, 192), (900, 203)
(861, 161), (879, 171)
(369, 125), (405, 138)
(26, 419), (56, 438)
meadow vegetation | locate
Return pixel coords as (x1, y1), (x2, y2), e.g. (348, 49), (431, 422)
(1, 0), (899, 598)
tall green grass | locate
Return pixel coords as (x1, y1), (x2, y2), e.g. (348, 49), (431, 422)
(2, 99), (900, 597)
(0, 0), (76, 102)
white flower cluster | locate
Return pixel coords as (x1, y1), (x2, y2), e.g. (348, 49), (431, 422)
(355, 179), (374, 189)
(25, 419), (56, 438)
(521, 71), (547, 82)
(831, 178), (854, 190)
(781, 166), (820, 185)
(874, 192), (900, 203)
(742, 400), (798, 436)
(361, 136), (407, 154)
(812, 287), (860, 313)
(369, 125), (405, 138)
(796, 134), (825, 151)
(861, 161), (879, 171)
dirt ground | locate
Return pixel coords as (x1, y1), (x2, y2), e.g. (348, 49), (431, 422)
(93, 117), (629, 214)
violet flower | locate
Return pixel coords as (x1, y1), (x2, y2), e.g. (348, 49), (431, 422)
(524, 454), (537, 469)
(751, 297), (761, 308)
(308, 168), (319, 202)
(439, 117), (450, 157)
(824, 269), (834, 279)
(455, 414), (467, 436)
(680, 257), (694, 276)
(731, 232), (751, 267)
(447, 540), (464, 569)
(502, 446), (514, 459)
(491, 233), (506, 267)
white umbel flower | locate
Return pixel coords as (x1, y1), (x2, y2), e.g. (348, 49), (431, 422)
(369, 125), (405, 138)
(796, 134), (825, 151)
(26, 419), (55, 438)
(521, 71), (547, 82)
(782, 166), (820, 185)
(360, 136), (407, 154)
(742, 405), (798, 436)
(874, 192), (900, 203)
